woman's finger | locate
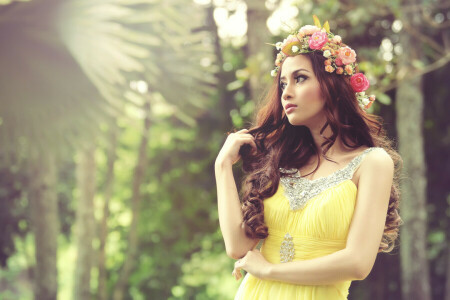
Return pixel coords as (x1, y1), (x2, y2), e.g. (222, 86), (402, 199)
(238, 133), (254, 139)
(239, 137), (258, 151)
(233, 267), (242, 280)
(235, 269), (240, 280)
(233, 259), (244, 280)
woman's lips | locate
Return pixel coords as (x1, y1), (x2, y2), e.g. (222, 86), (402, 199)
(285, 105), (297, 114)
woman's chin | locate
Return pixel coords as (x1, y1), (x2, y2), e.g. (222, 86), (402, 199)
(287, 116), (306, 126)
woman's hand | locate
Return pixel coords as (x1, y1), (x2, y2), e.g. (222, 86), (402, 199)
(215, 129), (257, 167)
(232, 249), (273, 281)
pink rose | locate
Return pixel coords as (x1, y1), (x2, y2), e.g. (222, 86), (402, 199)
(350, 73), (370, 92)
(299, 25), (320, 36)
(308, 31), (328, 50)
(338, 47), (357, 64)
(335, 57), (343, 66)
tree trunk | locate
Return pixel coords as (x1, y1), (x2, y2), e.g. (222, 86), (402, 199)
(28, 155), (59, 300)
(245, 0), (271, 101)
(112, 99), (151, 300)
(73, 145), (97, 300)
(205, 4), (235, 130)
(97, 121), (118, 300)
(396, 4), (431, 299)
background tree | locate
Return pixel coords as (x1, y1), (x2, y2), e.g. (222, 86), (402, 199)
(73, 146), (96, 300)
(0, 0), (448, 299)
(396, 3), (431, 300)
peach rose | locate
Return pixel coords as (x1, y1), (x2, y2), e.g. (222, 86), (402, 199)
(325, 65), (335, 73)
(345, 65), (353, 75)
(336, 67), (344, 74)
(338, 46), (357, 65)
(299, 25), (320, 36)
(308, 31), (328, 50)
(275, 53), (284, 66)
(350, 73), (370, 92)
(324, 59), (332, 66)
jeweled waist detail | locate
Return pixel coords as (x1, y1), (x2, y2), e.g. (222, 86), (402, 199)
(261, 228), (347, 264)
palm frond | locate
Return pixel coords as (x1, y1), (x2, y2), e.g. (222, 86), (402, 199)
(0, 0), (217, 162)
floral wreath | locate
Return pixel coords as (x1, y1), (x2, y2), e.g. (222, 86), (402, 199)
(270, 15), (376, 111)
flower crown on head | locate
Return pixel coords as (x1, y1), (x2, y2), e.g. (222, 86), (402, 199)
(270, 15), (376, 111)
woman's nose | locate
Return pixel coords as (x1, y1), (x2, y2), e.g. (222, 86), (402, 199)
(282, 83), (294, 101)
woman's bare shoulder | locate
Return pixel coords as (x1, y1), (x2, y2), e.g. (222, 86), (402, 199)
(348, 146), (388, 159)
(350, 146), (392, 187)
(360, 147), (393, 173)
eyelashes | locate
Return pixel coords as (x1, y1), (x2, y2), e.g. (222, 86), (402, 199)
(280, 75), (308, 90)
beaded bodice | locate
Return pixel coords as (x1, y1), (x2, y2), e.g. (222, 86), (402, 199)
(279, 147), (381, 211)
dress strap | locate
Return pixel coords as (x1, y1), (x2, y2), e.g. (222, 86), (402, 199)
(345, 147), (383, 179)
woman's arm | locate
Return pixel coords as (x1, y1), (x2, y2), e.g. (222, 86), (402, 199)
(215, 160), (259, 259)
(215, 129), (259, 259)
(233, 149), (394, 284)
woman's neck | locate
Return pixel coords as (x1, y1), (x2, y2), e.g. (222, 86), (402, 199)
(307, 120), (351, 157)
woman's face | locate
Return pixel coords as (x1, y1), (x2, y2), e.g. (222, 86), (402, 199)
(279, 55), (326, 127)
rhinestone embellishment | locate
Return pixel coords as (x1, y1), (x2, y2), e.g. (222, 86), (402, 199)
(280, 233), (295, 263)
(279, 147), (381, 211)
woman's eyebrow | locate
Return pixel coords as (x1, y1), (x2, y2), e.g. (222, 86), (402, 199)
(280, 68), (310, 80)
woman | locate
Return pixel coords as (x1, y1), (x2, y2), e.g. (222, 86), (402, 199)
(215, 16), (403, 299)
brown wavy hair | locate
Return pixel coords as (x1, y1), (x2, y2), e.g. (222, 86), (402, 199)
(238, 51), (403, 253)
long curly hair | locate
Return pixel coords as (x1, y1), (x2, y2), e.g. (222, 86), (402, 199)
(238, 51), (403, 253)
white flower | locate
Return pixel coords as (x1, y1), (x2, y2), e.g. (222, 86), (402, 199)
(271, 69), (278, 77)
(292, 46), (299, 53)
(362, 97), (370, 105)
(323, 50), (331, 58)
(332, 35), (342, 44)
(276, 42), (283, 50)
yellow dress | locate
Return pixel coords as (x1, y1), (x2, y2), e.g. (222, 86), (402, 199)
(234, 147), (384, 300)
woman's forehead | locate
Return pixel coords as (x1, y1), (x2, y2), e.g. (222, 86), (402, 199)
(280, 55), (312, 79)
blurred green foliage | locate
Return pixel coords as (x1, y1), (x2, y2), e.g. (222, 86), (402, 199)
(0, 0), (448, 299)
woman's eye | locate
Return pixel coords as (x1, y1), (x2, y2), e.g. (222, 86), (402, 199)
(295, 75), (307, 83)
(280, 75), (307, 90)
